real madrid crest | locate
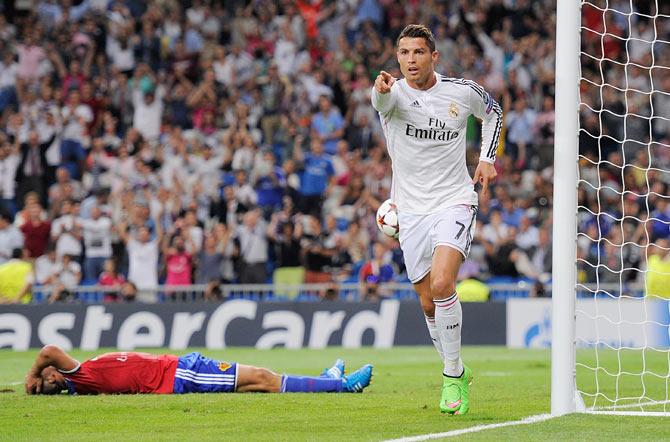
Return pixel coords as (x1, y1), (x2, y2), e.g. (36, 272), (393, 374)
(448, 102), (459, 118)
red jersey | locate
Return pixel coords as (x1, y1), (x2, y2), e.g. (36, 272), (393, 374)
(165, 252), (192, 285)
(98, 272), (125, 287)
(62, 352), (179, 395)
(20, 220), (51, 258)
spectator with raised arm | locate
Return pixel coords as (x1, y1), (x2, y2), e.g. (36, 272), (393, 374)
(78, 205), (113, 281)
(16, 130), (55, 208)
(118, 216), (162, 296)
(59, 89), (91, 180)
(131, 64), (165, 141)
(50, 199), (83, 262)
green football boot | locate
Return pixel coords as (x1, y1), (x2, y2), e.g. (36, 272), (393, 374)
(440, 364), (473, 415)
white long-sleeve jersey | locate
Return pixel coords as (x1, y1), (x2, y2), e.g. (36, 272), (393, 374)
(372, 73), (502, 214)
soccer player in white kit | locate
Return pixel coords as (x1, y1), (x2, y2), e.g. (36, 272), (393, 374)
(371, 24), (502, 415)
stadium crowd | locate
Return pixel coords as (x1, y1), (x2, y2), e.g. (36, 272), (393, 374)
(0, 0), (668, 303)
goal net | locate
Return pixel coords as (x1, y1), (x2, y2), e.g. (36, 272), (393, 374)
(574, 0), (670, 414)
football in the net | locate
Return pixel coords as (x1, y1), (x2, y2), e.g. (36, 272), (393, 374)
(376, 199), (399, 239)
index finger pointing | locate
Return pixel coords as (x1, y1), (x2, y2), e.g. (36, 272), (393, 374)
(380, 71), (391, 80)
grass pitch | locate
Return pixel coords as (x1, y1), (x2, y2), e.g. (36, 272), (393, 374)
(0, 346), (668, 441)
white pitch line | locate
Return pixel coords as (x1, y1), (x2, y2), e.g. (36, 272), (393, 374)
(382, 414), (554, 441)
(597, 399), (670, 411)
(586, 410), (670, 417)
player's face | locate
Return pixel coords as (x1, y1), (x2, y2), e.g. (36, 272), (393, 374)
(41, 367), (66, 392)
(397, 37), (438, 88)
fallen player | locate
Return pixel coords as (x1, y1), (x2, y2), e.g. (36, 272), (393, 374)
(25, 345), (373, 395)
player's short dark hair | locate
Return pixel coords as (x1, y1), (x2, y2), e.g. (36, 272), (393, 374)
(396, 24), (436, 52)
(40, 380), (63, 395)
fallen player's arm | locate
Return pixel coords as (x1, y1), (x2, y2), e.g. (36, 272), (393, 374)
(25, 345), (79, 394)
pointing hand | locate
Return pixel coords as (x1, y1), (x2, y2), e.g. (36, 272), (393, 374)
(375, 71), (396, 94)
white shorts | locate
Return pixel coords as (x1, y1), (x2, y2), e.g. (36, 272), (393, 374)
(398, 204), (478, 284)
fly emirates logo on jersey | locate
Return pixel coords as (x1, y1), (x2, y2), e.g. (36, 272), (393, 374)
(405, 117), (459, 142)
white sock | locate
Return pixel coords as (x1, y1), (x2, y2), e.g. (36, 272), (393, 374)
(434, 293), (463, 377)
(424, 314), (445, 361)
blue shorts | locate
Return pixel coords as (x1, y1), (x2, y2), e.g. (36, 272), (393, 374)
(173, 352), (238, 394)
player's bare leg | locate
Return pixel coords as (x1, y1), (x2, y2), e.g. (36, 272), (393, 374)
(431, 245), (473, 415)
(235, 365), (282, 392)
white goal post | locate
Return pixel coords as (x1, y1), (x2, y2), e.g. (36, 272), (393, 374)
(551, 0), (581, 417)
(552, 0), (670, 417)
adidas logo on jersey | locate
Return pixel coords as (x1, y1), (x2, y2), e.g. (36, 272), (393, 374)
(410, 100), (421, 108)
